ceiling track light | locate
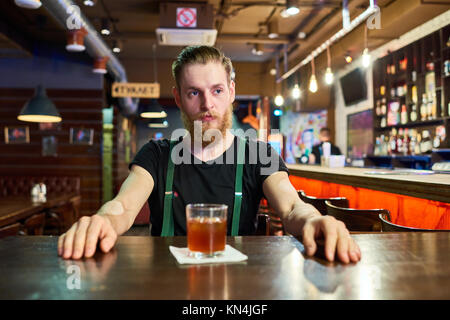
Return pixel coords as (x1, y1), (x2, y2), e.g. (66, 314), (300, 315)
(251, 43), (264, 56)
(286, 0), (300, 16)
(112, 39), (122, 53)
(267, 19), (279, 39)
(83, 0), (96, 6)
(101, 18), (111, 36)
(345, 52), (353, 64)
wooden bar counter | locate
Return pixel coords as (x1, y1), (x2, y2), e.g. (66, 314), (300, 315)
(287, 164), (450, 229)
(1, 234), (450, 300)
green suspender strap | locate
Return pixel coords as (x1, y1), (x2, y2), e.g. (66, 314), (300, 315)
(231, 137), (246, 236)
(161, 140), (176, 237)
(161, 137), (246, 237)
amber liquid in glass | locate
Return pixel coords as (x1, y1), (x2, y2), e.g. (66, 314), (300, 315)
(187, 217), (226, 255)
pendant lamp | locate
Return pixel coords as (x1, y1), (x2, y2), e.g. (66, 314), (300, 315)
(140, 99), (167, 119)
(14, 0), (41, 9)
(18, 85), (62, 123)
(66, 28), (88, 52)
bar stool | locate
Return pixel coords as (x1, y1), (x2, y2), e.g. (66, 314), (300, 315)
(325, 200), (391, 232)
(379, 212), (450, 232)
(298, 190), (349, 215)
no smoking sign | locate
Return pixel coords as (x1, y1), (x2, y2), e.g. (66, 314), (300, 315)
(176, 8), (197, 28)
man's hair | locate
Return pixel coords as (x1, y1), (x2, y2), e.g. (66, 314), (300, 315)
(320, 127), (331, 135)
(172, 46), (233, 89)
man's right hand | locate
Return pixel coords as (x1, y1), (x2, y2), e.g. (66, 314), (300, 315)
(58, 215), (118, 260)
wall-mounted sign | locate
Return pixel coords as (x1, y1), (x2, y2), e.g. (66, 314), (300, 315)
(176, 8), (197, 28)
(112, 82), (160, 98)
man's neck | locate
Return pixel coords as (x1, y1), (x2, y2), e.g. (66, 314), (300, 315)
(184, 130), (235, 162)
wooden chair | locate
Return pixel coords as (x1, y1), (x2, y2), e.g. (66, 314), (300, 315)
(255, 213), (270, 236)
(258, 204), (285, 235)
(0, 223), (25, 239)
(325, 200), (391, 232)
(379, 212), (450, 232)
(24, 212), (46, 235)
(298, 190), (349, 215)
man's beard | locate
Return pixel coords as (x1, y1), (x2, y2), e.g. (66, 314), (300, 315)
(181, 105), (233, 148)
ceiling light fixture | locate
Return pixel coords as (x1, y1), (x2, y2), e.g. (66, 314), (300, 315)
(252, 43), (264, 56)
(309, 57), (318, 93)
(93, 57), (109, 74)
(101, 18), (111, 36)
(18, 85), (61, 123)
(14, 0), (41, 9)
(291, 84), (301, 99)
(362, 25), (371, 68)
(66, 28), (88, 52)
(286, 0), (300, 16)
(325, 46), (334, 85)
(268, 19), (279, 39)
(140, 99), (167, 119)
(274, 95), (284, 107)
(83, 0), (96, 6)
(345, 52), (353, 64)
(148, 120), (169, 128)
(112, 39), (122, 53)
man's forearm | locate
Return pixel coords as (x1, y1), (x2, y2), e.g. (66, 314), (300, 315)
(282, 201), (322, 237)
(96, 200), (135, 236)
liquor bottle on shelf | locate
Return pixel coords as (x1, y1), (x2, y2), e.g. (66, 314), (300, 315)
(397, 128), (404, 155)
(375, 100), (381, 116)
(403, 128), (410, 155)
(415, 133), (422, 155)
(389, 128), (398, 155)
(400, 104), (408, 124)
(381, 98), (387, 115)
(399, 57), (407, 71)
(409, 129), (417, 155)
(420, 130), (433, 154)
(411, 85), (418, 104)
(431, 92), (437, 120)
(380, 116), (386, 128)
(427, 93), (433, 120)
(420, 94), (428, 121)
(410, 102), (418, 122)
(383, 135), (389, 155)
(380, 85), (386, 96)
(374, 137), (381, 156)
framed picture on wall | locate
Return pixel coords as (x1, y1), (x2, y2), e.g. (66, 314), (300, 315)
(4, 126), (30, 144)
(42, 136), (58, 157)
(70, 128), (94, 145)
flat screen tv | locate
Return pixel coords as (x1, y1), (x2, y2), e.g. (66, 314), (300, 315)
(340, 68), (367, 106)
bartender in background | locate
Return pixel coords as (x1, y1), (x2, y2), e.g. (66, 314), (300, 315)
(309, 127), (342, 164)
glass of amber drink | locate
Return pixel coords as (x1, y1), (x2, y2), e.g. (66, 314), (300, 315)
(186, 204), (227, 258)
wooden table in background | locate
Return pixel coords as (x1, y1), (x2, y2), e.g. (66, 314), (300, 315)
(1, 233), (450, 299)
(0, 194), (80, 228)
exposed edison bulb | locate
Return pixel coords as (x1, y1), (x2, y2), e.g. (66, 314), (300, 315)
(291, 84), (301, 99)
(362, 48), (371, 68)
(325, 67), (334, 85)
(309, 74), (318, 93)
(274, 95), (284, 106)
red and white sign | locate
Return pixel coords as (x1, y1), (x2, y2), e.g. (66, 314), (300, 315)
(176, 8), (197, 28)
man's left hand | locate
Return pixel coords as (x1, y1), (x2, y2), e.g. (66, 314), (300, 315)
(301, 216), (361, 264)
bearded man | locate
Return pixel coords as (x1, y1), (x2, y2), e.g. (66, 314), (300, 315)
(58, 46), (361, 264)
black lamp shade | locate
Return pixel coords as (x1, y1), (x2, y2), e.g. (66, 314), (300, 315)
(140, 99), (167, 118)
(18, 85), (62, 123)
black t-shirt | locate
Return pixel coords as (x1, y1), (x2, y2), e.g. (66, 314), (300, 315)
(129, 136), (289, 236)
(311, 142), (342, 164)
